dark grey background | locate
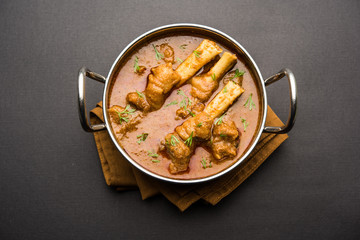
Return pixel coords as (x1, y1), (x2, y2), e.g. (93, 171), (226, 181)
(1, 0), (359, 239)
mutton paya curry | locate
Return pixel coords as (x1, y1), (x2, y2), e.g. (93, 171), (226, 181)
(107, 34), (261, 180)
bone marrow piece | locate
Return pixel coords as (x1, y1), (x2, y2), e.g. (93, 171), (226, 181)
(175, 39), (222, 87)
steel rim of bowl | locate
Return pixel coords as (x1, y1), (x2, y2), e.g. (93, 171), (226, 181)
(102, 23), (267, 184)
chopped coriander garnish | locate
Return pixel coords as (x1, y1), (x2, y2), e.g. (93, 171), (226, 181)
(151, 159), (160, 163)
(166, 100), (178, 107)
(136, 90), (144, 98)
(188, 110), (196, 117)
(179, 99), (187, 110)
(179, 44), (187, 49)
(201, 158), (207, 169)
(223, 86), (228, 93)
(215, 113), (226, 125)
(241, 118), (249, 132)
(184, 132), (193, 147)
(152, 44), (164, 61)
(193, 50), (201, 58)
(115, 104), (136, 124)
(134, 56), (140, 73)
(170, 135), (179, 146)
(115, 112), (129, 124)
(211, 73), (216, 81)
(201, 158), (212, 169)
(230, 69), (245, 80)
(148, 150), (159, 158)
(244, 93), (256, 110)
(177, 89), (191, 103)
(137, 133), (148, 144)
(196, 122), (203, 127)
(201, 158), (213, 169)
(177, 58), (183, 63)
(220, 133), (227, 138)
(177, 89), (192, 110)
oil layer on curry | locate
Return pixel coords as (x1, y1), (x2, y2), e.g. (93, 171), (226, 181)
(108, 35), (261, 180)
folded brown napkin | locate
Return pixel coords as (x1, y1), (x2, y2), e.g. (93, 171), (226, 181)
(90, 102), (288, 211)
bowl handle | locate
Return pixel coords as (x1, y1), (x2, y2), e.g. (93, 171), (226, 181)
(78, 67), (107, 132)
(263, 68), (297, 134)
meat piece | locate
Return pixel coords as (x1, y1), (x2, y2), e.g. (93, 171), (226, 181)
(127, 62), (181, 111)
(107, 105), (142, 135)
(126, 92), (151, 112)
(145, 63), (181, 110)
(175, 98), (204, 120)
(191, 102), (205, 115)
(136, 66), (147, 74)
(164, 133), (194, 174)
(211, 120), (240, 160)
(175, 107), (189, 119)
(162, 81), (245, 174)
(108, 105), (130, 124)
(213, 120), (239, 140)
(191, 52), (237, 102)
(176, 39), (222, 87)
(160, 43), (175, 63)
(175, 112), (213, 140)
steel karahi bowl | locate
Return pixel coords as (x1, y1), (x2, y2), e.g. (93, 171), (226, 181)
(77, 23), (297, 184)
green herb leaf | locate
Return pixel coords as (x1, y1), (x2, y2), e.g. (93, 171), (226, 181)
(115, 105), (136, 124)
(193, 50), (201, 58)
(177, 89), (192, 110)
(230, 69), (245, 80)
(137, 133), (148, 144)
(152, 44), (164, 61)
(215, 113), (226, 125)
(241, 118), (249, 132)
(201, 157), (212, 169)
(170, 135), (179, 146)
(196, 122), (203, 127)
(134, 56), (140, 73)
(187, 110), (196, 117)
(151, 159), (160, 163)
(184, 132), (193, 147)
(166, 100), (178, 107)
(223, 86), (228, 93)
(176, 58), (183, 63)
(115, 111), (129, 124)
(148, 150), (159, 158)
(122, 104), (136, 114)
(201, 157), (207, 169)
(244, 93), (256, 110)
(179, 44), (187, 49)
(211, 73), (216, 81)
(220, 133), (227, 138)
(136, 90), (144, 98)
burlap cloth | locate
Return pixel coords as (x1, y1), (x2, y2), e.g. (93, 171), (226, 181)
(90, 102), (288, 211)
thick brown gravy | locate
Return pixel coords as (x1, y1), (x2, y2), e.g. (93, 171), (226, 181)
(108, 35), (262, 180)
